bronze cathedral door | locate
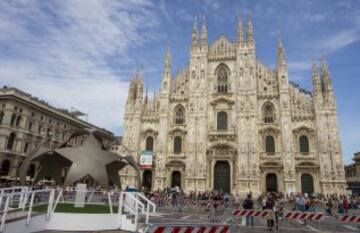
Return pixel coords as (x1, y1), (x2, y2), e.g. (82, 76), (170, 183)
(214, 161), (230, 193)
(266, 173), (278, 192)
(301, 174), (314, 194)
(171, 171), (181, 188)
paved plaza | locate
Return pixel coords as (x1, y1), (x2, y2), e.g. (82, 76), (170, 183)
(38, 205), (360, 233)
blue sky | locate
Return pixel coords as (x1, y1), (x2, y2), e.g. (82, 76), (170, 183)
(0, 0), (359, 164)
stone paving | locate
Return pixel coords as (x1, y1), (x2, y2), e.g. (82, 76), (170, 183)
(38, 206), (360, 233)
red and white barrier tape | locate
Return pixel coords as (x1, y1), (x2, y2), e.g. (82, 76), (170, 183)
(339, 215), (360, 223)
(231, 209), (268, 218)
(284, 212), (325, 221)
(151, 225), (230, 233)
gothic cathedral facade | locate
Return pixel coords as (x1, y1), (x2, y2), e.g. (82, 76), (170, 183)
(122, 15), (346, 196)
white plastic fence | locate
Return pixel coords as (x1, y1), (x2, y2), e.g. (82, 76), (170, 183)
(0, 187), (156, 233)
(0, 188), (53, 232)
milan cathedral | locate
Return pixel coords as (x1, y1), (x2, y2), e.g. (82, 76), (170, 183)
(122, 15), (346, 196)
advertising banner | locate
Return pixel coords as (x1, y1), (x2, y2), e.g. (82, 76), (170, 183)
(140, 150), (153, 169)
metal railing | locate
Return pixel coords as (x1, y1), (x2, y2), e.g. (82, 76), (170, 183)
(0, 187), (155, 232)
(0, 188), (53, 232)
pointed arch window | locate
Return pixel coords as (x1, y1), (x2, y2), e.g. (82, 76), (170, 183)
(217, 111), (228, 131)
(217, 66), (228, 93)
(265, 135), (275, 154)
(174, 105), (185, 125)
(299, 135), (310, 153)
(145, 136), (154, 151)
(263, 103), (275, 123)
(174, 136), (182, 154)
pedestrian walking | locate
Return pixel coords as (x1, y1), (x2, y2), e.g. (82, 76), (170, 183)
(170, 188), (177, 207)
(297, 193), (307, 225)
(325, 198), (333, 215)
(266, 196), (275, 231)
(242, 194), (254, 226)
(224, 192), (230, 208)
(208, 202), (218, 223)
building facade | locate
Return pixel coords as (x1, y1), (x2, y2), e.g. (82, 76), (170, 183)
(345, 152), (360, 195)
(122, 16), (346, 196)
(0, 86), (114, 182)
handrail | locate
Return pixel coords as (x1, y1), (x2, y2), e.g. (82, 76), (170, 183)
(135, 192), (156, 213)
(51, 189), (63, 216)
(46, 189), (55, 220)
(26, 191), (35, 225)
(87, 190), (95, 203)
(119, 192), (139, 229)
(121, 192), (145, 214)
(119, 191), (152, 230)
(0, 186), (28, 192)
(0, 196), (10, 233)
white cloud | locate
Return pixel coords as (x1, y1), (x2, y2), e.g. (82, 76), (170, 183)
(201, 0), (221, 11)
(304, 13), (326, 22)
(177, 9), (194, 22)
(0, 0), (161, 133)
(320, 29), (360, 53)
(288, 61), (311, 71)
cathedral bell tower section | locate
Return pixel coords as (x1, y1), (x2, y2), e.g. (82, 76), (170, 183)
(153, 48), (172, 190)
(313, 58), (346, 194)
(123, 71), (144, 160)
(184, 16), (208, 192)
(235, 14), (260, 196)
(277, 39), (296, 193)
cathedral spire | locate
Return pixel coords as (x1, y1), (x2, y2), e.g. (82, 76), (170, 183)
(200, 15), (207, 49)
(246, 12), (254, 46)
(136, 68), (144, 104)
(162, 46), (171, 93)
(312, 63), (322, 96)
(236, 15), (244, 47)
(165, 46), (171, 71)
(192, 16), (199, 50)
(321, 56), (333, 94)
(144, 84), (148, 104)
(277, 37), (286, 68)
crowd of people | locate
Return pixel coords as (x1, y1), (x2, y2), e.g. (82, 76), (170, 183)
(2, 182), (360, 230)
(143, 187), (360, 230)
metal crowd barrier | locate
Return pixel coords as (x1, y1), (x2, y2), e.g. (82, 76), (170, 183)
(216, 208), (330, 231)
(151, 197), (239, 209)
